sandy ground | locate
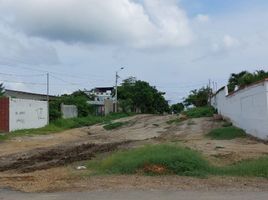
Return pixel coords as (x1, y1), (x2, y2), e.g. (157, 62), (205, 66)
(2, 189), (268, 200)
(1, 114), (268, 192)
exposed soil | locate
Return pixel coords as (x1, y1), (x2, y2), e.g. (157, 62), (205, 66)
(1, 167), (268, 193)
(1, 114), (268, 192)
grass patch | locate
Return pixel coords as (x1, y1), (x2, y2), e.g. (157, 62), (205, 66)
(206, 126), (247, 140)
(103, 122), (128, 130)
(166, 118), (185, 125)
(0, 113), (133, 141)
(214, 157), (268, 178)
(222, 121), (233, 127)
(87, 144), (210, 177)
(183, 106), (216, 118)
(87, 144), (268, 179)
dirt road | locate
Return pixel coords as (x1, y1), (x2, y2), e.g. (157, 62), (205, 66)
(1, 189), (268, 200)
(1, 114), (268, 192)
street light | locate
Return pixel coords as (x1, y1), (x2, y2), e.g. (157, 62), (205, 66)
(115, 67), (124, 112)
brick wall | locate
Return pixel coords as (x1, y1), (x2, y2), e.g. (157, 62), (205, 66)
(0, 98), (9, 132)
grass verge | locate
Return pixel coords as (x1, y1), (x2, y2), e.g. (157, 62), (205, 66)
(206, 126), (247, 140)
(183, 106), (216, 118)
(0, 113), (133, 141)
(87, 144), (268, 179)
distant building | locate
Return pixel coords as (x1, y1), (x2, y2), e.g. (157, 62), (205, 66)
(85, 87), (114, 102)
(4, 89), (56, 101)
(86, 87), (115, 115)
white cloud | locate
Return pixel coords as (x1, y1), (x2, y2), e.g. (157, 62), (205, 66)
(0, 0), (193, 48)
(0, 23), (59, 66)
(211, 35), (240, 54)
(195, 14), (210, 23)
(223, 35), (240, 48)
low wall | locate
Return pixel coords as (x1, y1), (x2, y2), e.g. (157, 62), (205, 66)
(212, 80), (268, 140)
(61, 104), (78, 119)
(9, 98), (48, 132)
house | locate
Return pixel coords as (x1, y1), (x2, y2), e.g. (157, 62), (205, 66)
(85, 87), (114, 102)
(86, 87), (115, 115)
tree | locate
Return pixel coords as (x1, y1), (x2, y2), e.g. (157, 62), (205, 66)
(0, 83), (5, 96)
(117, 77), (169, 114)
(49, 90), (94, 121)
(228, 70), (268, 92)
(227, 71), (248, 92)
(184, 87), (211, 107)
(170, 103), (184, 114)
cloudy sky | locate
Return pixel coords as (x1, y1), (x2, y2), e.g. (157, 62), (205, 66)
(0, 0), (268, 103)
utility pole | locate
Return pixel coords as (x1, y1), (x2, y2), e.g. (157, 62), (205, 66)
(47, 73), (49, 102)
(115, 67), (124, 112)
(47, 73), (50, 124)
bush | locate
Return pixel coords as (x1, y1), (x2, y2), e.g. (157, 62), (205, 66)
(183, 106), (216, 118)
(207, 126), (247, 140)
(88, 144), (210, 177)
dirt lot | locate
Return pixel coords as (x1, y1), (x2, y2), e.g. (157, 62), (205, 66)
(1, 114), (268, 192)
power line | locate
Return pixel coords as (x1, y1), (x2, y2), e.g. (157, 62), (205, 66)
(0, 80), (47, 86)
(0, 72), (45, 77)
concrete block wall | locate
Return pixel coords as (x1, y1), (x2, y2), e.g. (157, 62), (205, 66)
(61, 104), (78, 119)
(212, 80), (268, 140)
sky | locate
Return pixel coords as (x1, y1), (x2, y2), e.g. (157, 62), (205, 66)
(0, 0), (268, 103)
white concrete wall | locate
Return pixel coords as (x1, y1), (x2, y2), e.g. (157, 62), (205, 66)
(9, 98), (48, 131)
(212, 81), (268, 140)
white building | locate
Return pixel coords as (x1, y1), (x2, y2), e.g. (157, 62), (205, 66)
(86, 87), (115, 115)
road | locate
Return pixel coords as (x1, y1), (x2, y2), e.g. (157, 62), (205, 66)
(1, 189), (268, 200)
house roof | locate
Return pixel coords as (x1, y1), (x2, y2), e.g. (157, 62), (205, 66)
(4, 89), (57, 100)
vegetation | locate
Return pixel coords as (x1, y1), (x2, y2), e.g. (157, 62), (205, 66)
(0, 113), (132, 141)
(0, 83), (4, 96)
(88, 144), (210, 177)
(228, 70), (268, 92)
(49, 90), (95, 121)
(166, 118), (185, 125)
(206, 126), (247, 140)
(215, 157), (268, 178)
(222, 121), (233, 127)
(87, 144), (268, 178)
(103, 122), (128, 130)
(118, 77), (170, 114)
(184, 87), (212, 107)
(170, 103), (184, 114)
(183, 106), (216, 118)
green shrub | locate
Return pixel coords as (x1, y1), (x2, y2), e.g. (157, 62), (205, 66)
(88, 144), (210, 177)
(183, 106), (216, 118)
(207, 126), (247, 140)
